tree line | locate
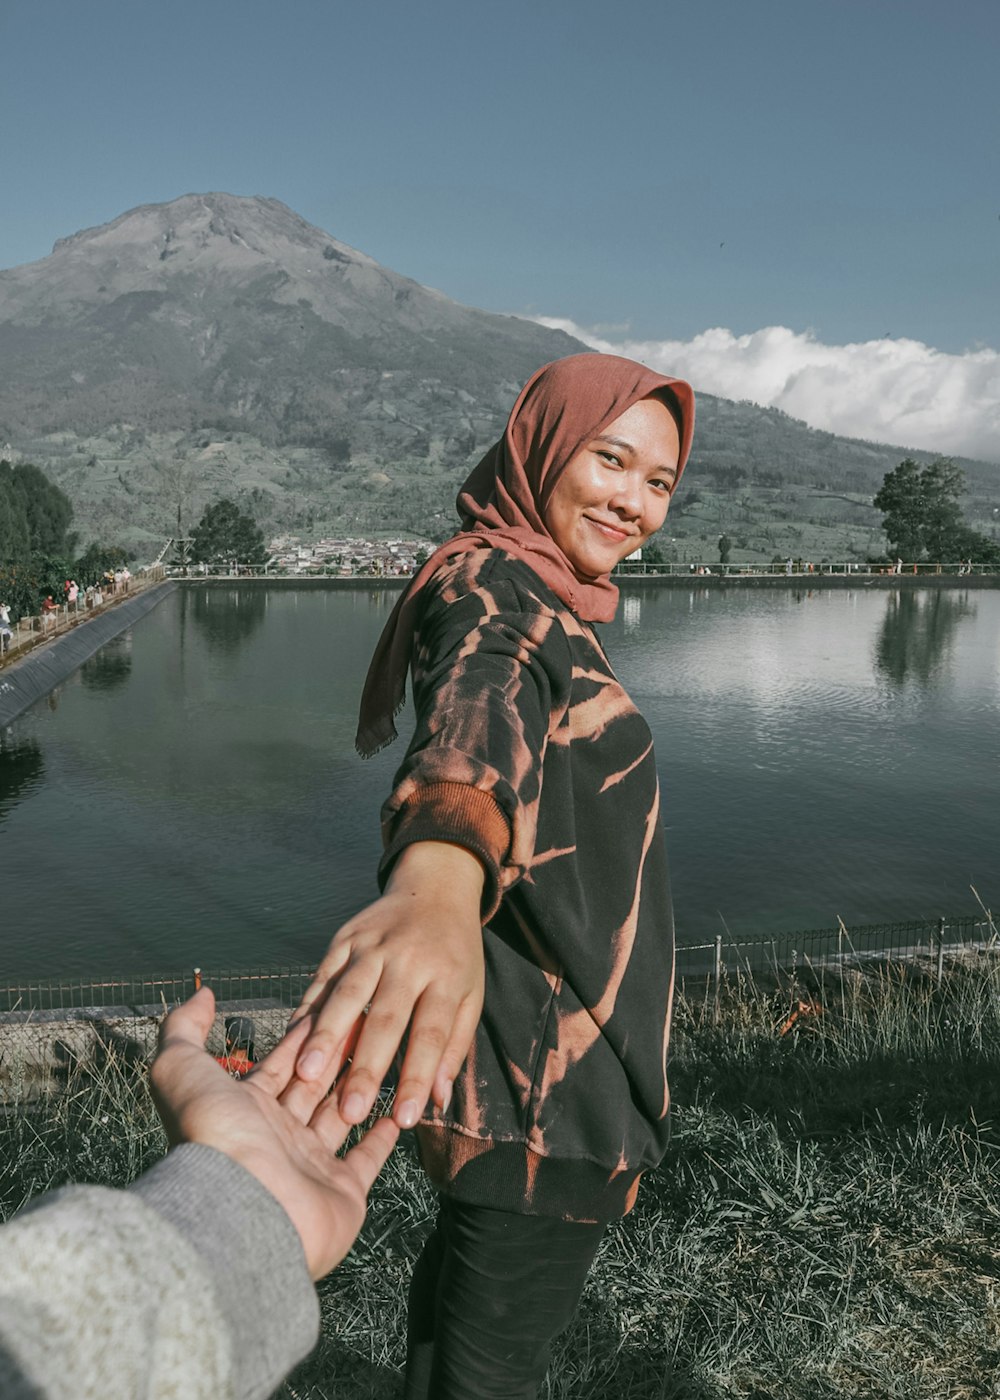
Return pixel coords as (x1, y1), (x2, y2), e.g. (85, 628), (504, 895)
(0, 460), (130, 619)
(2, 454), (995, 624)
(1, 462), (269, 621)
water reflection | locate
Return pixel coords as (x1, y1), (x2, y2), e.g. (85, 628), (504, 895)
(622, 594), (642, 635)
(874, 590), (976, 687)
(186, 586), (267, 650)
(3, 584), (999, 977)
(0, 736), (44, 825)
(81, 633), (133, 691)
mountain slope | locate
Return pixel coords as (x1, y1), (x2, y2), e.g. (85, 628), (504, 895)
(0, 192), (584, 451)
(0, 193), (995, 558)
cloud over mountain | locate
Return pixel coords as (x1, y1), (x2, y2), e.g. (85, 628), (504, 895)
(532, 319), (1000, 464)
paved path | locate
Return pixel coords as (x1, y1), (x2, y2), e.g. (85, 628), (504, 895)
(1, 572), (167, 671)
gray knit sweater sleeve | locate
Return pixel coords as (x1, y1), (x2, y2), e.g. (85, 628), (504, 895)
(0, 1143), (320, 1400)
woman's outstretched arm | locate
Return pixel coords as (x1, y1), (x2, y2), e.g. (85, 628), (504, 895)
(289, 840), (486, 1130)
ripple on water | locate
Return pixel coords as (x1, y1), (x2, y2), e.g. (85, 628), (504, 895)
(2, 585), (1000, 974)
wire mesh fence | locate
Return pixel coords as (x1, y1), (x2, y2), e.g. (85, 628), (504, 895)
(2, 914), (997, 1020)
(675, 913), (997, 983)
(0, 964), (315, 1018)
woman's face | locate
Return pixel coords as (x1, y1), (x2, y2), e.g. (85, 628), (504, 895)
(542, 396), (680, 580)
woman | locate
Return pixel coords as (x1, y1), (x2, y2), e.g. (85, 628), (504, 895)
(293, 353), (695, 1397)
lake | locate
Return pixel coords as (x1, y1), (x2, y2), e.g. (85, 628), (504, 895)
(1, 582), (997, 979)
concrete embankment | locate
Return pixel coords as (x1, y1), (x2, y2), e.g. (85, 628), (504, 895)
(0, 1002), (288, 1104)
(617, 571), (998, 592)
(187, 570), (998, 592)
(0, 580), (177, 728)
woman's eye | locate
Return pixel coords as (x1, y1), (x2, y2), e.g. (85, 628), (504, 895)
(598, 451), (622, 468)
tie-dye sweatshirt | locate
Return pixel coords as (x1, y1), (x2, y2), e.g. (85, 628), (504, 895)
(379, 548), (675, 1222)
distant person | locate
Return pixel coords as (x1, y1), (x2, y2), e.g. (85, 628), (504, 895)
(41, 596), (60, 629)
(894, 557), (903, 575)
(0, 987), (399, 1400)
(0, 602), (11, 654)
(292, 354), (695, 1398)
(785, 557), (793, 576)
(67, 580), (79, 611)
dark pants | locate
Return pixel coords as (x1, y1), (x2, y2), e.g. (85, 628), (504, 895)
(404, 1198), (605, 1400)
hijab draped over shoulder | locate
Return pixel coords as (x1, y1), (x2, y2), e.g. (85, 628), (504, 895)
(356, 353), (695, 756)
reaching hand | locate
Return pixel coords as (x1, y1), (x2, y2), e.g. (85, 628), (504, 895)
(151, 986), (399, 1281)
(288, 841), (486, 1132)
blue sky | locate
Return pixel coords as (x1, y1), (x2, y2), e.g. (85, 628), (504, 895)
(2, 0), (998, 457)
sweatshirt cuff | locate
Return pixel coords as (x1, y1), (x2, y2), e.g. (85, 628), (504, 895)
(379, 781), (510, 920)
(130, 1143), (319, 1399)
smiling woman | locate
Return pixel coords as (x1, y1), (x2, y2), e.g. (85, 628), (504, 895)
(542, 396), (681, 580)
(290, 353), (696, 1399)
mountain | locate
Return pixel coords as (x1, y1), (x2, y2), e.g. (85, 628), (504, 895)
(0, 193), (995, 561)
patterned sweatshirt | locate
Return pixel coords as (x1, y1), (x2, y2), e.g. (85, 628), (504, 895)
(380, 549), (675, 1223)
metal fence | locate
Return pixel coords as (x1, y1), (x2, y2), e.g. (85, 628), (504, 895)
(2, 914), (996, 1019)
(160, 560), (997, 581)
(0, 565), (168, 665)
(0, 964), (315, 1018)
(615, 561), (995, 579)
(675, 912), (997, 984)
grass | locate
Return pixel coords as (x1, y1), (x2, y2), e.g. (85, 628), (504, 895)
(5, 958), (1000, 1398)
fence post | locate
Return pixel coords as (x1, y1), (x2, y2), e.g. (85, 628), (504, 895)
(936, 917), (945, 982)
(713, 933), (722, 1021)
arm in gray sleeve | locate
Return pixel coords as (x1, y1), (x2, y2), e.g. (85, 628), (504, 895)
(0, 1143), (320, 1400)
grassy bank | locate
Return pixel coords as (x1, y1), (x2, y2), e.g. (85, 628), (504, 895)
(4, 959), (1000, 1398)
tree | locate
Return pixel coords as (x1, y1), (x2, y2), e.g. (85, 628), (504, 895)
(9, 462), (76, 557)
(1, 460), (75, 561)
(0, 475), (31, 562)
(873, 458), (965, 560)
(76, 543), (131, 584)
(718, 534), (732, 566)
(190, 498), (267, 564)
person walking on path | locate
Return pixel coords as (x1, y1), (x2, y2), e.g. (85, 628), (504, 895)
(292, 353), (695, 1398)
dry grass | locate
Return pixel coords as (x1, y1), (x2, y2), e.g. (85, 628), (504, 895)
(5, 958), (1000, 1398)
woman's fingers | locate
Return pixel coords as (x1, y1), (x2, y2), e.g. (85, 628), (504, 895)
(389, 990), (465, 1128)
(430, 993), (483, 1112)
(294, 960), (382, 1082)
(335, 977), (421, 1124)
(290, 942), (353, 1025)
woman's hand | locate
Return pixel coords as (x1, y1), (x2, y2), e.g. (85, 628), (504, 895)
(289, 842), (486, 1130)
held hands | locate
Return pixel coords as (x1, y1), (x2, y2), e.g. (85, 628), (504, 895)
(151, 987), (399, 1281)
(289, 841), (486, 1130)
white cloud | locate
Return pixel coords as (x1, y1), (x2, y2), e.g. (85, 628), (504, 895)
(533, 318), (1000, 464)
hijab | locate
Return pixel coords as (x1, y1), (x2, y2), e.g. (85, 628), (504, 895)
(356, 353), (695, 756)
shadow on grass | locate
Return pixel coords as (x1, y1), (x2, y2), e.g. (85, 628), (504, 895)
(668, 970), (1000, 1142)
(279, 1348), (400, 1400)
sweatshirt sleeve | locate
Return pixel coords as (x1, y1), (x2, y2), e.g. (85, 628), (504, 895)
(0, 1144), (319, 1400)
(379, 556), (573, 919)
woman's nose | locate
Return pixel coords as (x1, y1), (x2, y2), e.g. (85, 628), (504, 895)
(609, 474), (643, 517)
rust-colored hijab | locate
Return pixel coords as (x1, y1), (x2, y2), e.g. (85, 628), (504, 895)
(356, 353), (695, 755)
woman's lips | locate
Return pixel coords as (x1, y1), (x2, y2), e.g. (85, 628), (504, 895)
(586, 517), (634, 542)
